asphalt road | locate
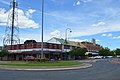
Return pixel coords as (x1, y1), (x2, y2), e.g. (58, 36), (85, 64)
(0, 59), (120, 80)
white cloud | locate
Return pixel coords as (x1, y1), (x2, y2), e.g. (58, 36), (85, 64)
(28, 9), (36, 14)
(76, 1), (80, 5)
(2, 35), (5, 38)
(73, 0), (93, 6)
(0, 8), (8, 23)
(96, 39), (101, 42)
(26, 9), (36, 18)
(0, 8), (39, 28)
(73, 1), (80, 6)
(102, 34), (107, 36)
(69, 39), (88, 42)
(69, 38), (100, 43)
(70, 24), (120, 38)
(0, 23), (7, 26)
(19, 32), (52, 44)
(92, 21), (106, 27)
(46, 11), (120, 38)
(102, 33), (112, 37)
(45, 9), (120, 38)
(50, 30), (62, 38)
(0, 8), (6, 14)
(113, 36), (120, 39)
(18, 9), (39, 28)
(20, 37), (31, 42)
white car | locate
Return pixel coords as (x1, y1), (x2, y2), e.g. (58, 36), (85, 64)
(93, 56), (102, 59)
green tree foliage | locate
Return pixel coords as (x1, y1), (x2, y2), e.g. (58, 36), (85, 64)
(0, 49), (9, 60)
(99, 47), (111, 56)
(110, 50), (116, 56)
(69, 48), (88, 56)
(115, 48), (120, 55)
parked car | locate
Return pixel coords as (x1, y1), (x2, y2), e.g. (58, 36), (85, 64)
(117, 55), (120, 58)
(93, 56), (102, 59)
(102, 56), (113, 59)
(89, 56), (102, 59)
(23, 56), (35, 61)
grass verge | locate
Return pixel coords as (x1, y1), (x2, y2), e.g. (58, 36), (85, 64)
(0, 61), (81, 67)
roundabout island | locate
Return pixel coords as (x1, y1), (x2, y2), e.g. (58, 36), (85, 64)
(0, 61), (92, 71)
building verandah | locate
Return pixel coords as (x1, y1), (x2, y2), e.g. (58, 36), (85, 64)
(3, 37), (101, 60)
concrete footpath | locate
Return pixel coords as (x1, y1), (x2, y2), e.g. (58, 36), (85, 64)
(0, 63), (92, 71)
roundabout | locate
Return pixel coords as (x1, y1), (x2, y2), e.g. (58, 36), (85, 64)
(0, 59), (120, 80)
(0, 61), (92, 71)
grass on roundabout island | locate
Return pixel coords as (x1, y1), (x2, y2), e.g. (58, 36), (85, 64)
(0, 61), (81, 67)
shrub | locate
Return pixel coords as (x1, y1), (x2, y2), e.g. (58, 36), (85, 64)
(35, 58), (49, 62)
(41, 58), (49, 62)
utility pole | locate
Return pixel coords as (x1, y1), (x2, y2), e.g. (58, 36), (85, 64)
(41, 0), (44, 58)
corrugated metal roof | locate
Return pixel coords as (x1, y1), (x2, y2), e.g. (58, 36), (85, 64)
(48, 37), (81, 47)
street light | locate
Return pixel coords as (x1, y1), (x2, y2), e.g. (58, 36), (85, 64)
(64, 28), (72, 60)
(65, 28), (72, 44)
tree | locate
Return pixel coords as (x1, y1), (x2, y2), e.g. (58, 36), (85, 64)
(110, 50), (116, 56)
(114, 48), (120, 55)
(0, 49), (9, 60)
(99, 47), (111, 56)
(69, 48), (88, 59)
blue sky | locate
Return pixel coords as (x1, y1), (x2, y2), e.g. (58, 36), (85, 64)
(0, 0), (120, 50)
